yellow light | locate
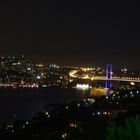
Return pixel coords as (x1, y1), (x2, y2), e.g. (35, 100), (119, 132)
(90, 88), (108, 96)
(69, 70), (78, 78)
(61, 133), (67, 139)
(82, 75), (89, 79)
(130, 82), (135, 86)
(91, 77), (94, 80)
(36, 64), (44, 67)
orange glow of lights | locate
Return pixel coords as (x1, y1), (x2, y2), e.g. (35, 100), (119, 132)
(69, 123), (77, 128)
(90, 88), (108, 96)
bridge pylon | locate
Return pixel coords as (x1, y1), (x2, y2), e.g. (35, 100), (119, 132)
(105, 64), (112, 89)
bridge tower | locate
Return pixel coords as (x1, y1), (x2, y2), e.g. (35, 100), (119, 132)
(105, 64), (112, 89)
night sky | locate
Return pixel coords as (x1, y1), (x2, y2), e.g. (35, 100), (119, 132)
(0, 0), (140, 69)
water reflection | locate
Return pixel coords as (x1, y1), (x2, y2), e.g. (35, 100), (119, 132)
(90, 87), (110, 97)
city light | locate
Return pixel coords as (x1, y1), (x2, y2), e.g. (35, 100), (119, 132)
(36, 76), (41, 79)
(69, 123), (77, 128)
(61, 133), (67, 139)
(130, 82), (135, 86)
(76, 84), (91, 90)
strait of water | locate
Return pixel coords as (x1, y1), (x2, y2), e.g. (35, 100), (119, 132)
(0, 87), (90, 123)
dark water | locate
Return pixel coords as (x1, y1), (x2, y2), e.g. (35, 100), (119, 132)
(0, 87), (88, 123)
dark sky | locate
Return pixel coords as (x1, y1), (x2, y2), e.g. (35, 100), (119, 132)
(0, 0), (140, 69)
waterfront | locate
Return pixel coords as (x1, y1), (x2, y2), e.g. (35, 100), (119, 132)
(0, 80), (138, 123)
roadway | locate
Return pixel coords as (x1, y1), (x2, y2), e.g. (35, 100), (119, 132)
(69, 70), (140, 83)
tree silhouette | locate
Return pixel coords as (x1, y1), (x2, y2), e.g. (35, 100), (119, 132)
(105, 116), (140, 140)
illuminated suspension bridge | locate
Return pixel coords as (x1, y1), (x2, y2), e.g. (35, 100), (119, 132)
(69, 65), (140, 83)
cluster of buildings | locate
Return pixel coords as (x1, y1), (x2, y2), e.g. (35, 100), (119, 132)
(0, 56), (72, 88)
(0, 56), (140, 89)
